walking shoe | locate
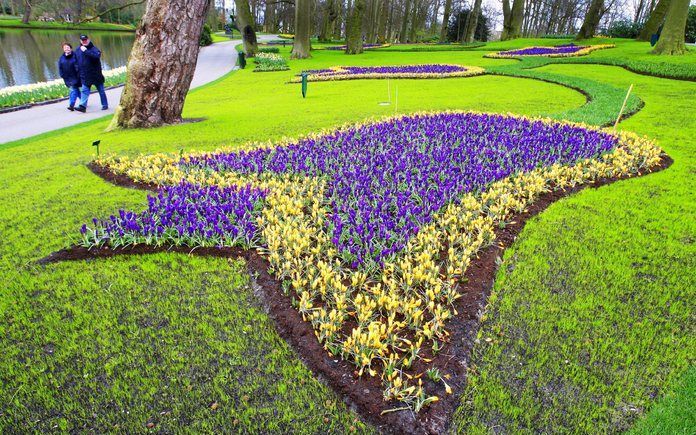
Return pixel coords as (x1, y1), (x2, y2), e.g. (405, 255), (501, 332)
(101, 106), (108, 110)
(67, 106), (75, 111)
(75, 105), (86, 113)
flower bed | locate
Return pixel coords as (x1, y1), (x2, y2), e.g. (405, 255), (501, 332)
(486, 43), (615, 58)
(292, 64), (485, 82)
(0, 66), (127, 110)
(324, 43), (391, 50)
(84, 112), (662, 413)
(253, 52), (290, 72)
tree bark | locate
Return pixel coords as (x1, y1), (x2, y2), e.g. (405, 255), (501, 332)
(377, 0), (389, 42)
(439, 0), (452, 41)
(346, 0), (365, 54)
(400, 0), (411, 42)
(108, 0), (210, 130)
(292, 0), (311, 58)
(464, 0), (482, 42)
(651, 0), (689, 54)
(576, 0), (604, 39)
(501, 0), (511, 39)
(21, 0), (31, 24)
(506, 0), (524, 39)
(234, 0), (258, 56)
(319, 0), (338, 42)
(263, 0), (277, 33)
(408, 0), (418, 41)
(637, 0), (671, 40)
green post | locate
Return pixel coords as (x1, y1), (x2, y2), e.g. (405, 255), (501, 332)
(92, 140), (101, 156)
(301, 73), (308, 98)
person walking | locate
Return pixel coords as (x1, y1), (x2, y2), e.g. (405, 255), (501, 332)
(74, 34), (108, 112)
(58, 43), (81, 111)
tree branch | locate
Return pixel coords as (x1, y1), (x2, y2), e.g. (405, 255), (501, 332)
(77, 0), (147, 24)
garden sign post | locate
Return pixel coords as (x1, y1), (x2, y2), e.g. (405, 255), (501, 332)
(301, 73), (308, 98)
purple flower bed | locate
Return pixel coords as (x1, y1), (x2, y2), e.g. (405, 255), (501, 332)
(325, 44), (384, 50)
(184, 113), (618, 267)
(302, 64), (469, 78)
(82, 183), (266, 248)
(500, 43), (585, 56)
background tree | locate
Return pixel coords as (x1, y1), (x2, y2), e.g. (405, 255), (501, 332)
(576, 0), (605, 39)
(439, 0), (452, 41)
(346, 0), (365, 53)
(637, 0), (670, 40)
(651, 0), (689, 54)
(292, 0), (311, 58)
(505, 0), (524, 39)
(319, 0), (338, 42)
(21, 0), (31, 23)
(108, 0), (210, 130)
(464, 0), (482, 43)
(234, 0), (258, 56)
(447, 6), (490, 42)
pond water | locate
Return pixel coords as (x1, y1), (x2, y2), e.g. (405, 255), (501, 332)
(0, 28), (134, 88)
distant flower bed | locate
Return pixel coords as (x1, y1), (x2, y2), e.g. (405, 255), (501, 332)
(278, 33), (294, 39)
(292, 64), (485, 82)
(253, 52), (290, 72)
(324, 43), (391, 50)
(85, 111), (663, 412)
(0, 66), (127, 110)
(486, 43), (615, 58)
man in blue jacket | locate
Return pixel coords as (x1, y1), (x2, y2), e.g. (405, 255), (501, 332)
(58, 42), (81, 111)
(75, 34), (108, 112)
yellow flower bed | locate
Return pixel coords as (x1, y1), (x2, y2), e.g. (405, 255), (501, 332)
(95, 112), (663, 411)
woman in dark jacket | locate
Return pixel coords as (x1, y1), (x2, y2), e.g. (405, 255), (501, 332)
(74, 34), (108, 112)
(58, 43), (81, 111)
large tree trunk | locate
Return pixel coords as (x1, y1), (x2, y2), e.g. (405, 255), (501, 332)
(506, 0), (524, 39)
(319, 0), (338, 42)
(234, 0), (258, 56)
(651, 0), (689, 54)
(292, 0), (311, 58)
(501, 0), (511, 39)
(400, 0), (411, 42)
(464, 0), (482, 43)
(408, 0), (418, 41)
(21, 0), (31, 24)
(377, 0), (389, 43)
(346, 0), (365, 54)
(107, 0), (210, 130)
(637, 0), (671, 41)
(576, 0), (604, 39)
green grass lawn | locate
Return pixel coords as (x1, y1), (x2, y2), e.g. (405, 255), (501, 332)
(0, 39), (693, 432)
(0, 18), (135, 32)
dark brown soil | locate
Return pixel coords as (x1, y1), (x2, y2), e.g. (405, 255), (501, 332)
(41, 156), (673, 433)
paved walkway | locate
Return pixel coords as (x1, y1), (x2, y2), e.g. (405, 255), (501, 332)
(0, 36), (273, 144)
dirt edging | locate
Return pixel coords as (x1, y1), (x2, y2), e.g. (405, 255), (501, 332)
(41, 155), (673, 433)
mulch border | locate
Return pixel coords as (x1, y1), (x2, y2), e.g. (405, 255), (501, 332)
(40, 155), (673, 433)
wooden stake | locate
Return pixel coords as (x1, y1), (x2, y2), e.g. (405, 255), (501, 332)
(614, 84), (634, 129)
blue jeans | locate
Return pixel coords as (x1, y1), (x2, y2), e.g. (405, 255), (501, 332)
(68, 85), (80, 107)
(80, 82), (108, 109)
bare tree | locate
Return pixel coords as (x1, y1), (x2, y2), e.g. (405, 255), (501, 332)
(108, 0), (211, 130)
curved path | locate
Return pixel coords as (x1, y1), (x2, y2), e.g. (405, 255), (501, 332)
(0, 36), (276, 145)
